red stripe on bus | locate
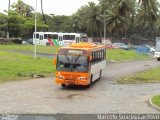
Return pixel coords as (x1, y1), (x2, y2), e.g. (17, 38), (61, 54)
(48, 38), (55, 46)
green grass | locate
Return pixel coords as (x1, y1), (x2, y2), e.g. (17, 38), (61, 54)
(0, 45), (151, 83)
(0, 44), (59, 54)
(106, 49), (149, 61)
(152, 95), (160, 107)
(117, 67), (160, 84)
(0, 50), (55, 83)
(0, 45), (149, 61)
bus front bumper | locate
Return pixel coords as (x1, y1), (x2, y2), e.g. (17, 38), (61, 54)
(55, 79), (89, 86)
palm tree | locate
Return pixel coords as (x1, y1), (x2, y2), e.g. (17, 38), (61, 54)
(85, 2), (101, 37)
(105, 10), (127, 37)
(138, 0), (159, 38)
(99, 0), (134, 37)
(11, 0), (33, 17)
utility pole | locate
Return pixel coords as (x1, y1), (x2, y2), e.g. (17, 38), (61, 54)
(103, 14), (106, 45)
(100, 13), (106, 45)
(34, 0), (37, 59)
(7, 0), (10, 39)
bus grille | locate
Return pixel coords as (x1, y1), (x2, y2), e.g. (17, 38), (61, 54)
(64, 75), (80, 80)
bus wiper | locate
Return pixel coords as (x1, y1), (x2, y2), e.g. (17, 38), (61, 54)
(65, 54), (70, 63)
(74, 54), (81, 65)
(65, 54), (73, 71)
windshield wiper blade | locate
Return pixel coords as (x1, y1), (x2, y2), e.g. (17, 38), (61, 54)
(74, 54), (81, 64)
(65, 54), (70, 63)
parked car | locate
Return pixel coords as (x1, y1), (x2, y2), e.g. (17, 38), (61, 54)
(106, 44), (118, 49)
(112, 43), (129, 50)
(22, 38), (33, 44)
(142, 44), (155, 53)
(93, 42), (102, 45)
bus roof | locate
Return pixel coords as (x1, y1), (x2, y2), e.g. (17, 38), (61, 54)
(59, 42), (106, 51)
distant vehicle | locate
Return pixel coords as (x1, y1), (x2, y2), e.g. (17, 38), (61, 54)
(155, 37), (160, 61)
(142, 44), (155, 53)
(22, 38), (33, 44)
(106, 44), (118, 49)
(53, 42), (106, 88)
(113, 43), (129, 50)
(93, 42), (102, 45)
(33, 32), (88, 46)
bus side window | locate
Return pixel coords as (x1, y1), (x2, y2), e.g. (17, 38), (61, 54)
(36, 34), (39, 39)
(92, 52), (95, 64)
(100, 50), (103, 61)
(99, 51), (102, 61)
(102, 50), (104, 60)
(44, 34), (48, 39)
(96, 52), (99, 62)
(104, 49), (106, 59)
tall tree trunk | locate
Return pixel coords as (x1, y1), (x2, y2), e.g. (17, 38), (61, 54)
(41, 0), (48, 31)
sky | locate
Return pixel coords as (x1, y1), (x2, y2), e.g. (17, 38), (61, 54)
(0, 0), (99, 15)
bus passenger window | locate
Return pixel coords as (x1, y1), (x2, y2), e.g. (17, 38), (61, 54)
(36, 34), (39, 39)
(44, 34), (48, 39)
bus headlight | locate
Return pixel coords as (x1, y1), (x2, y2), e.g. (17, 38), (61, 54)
(79, 77), (86, 80)
(57, 75), (64, 79)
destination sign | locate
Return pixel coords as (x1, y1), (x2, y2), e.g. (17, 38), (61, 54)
(59, 49), (87, 55)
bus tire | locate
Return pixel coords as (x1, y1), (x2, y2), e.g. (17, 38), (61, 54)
(157, 58), (160, 61)
(99, 70), (102, 80)
(46, 42), (50, 46)
(61, 84), (66, 88)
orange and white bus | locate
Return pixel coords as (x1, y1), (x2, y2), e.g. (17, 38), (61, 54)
(53, 42), (106, 87)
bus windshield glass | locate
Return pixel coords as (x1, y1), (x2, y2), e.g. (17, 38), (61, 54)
(56, 54), (88, 72)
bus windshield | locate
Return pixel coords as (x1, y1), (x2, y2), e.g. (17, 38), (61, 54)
(56, 54), (88, 72)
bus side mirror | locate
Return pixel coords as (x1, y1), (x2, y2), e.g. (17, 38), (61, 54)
(53, 58), (57, 65)
(89, 56), (92, 61)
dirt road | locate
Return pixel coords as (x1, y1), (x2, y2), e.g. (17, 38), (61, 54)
(0, 59), (160, 114)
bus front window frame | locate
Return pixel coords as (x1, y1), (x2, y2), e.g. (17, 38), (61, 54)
(56, 54), (89, 72)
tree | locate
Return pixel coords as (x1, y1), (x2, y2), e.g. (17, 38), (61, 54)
(85, 2), (101, 37)
(11, 0), (33, 17)
(137, 0), (159, 38)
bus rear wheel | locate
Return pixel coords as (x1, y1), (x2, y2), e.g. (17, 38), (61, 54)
(61, 84), (66, 88)
(157, 58), (160, 61)
(46, 42), (50, 46)
(99, 70), (102, 80)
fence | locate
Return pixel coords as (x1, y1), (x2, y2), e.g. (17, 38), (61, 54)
(0, 38), (22, 44)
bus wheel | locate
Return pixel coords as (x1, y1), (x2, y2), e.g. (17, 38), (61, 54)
(61, 84), (66, 88)
(46, 42), (50, 46)
(99, 70), (102, 80)
(157, 58), (160, 61)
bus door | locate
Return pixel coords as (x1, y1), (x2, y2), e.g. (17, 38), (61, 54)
(39, 34), (44, 45)
(44, 34), (48, 45)
(34, 33), (40, 45)
(76, 37), (80, 43)
(58, 35), (63, 46)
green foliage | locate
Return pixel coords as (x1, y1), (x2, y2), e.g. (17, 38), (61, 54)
(152, 95), (160, 107)
(0, 0), (160, 39)
(117, 66), (160, 84)
(0, 50), (55, 83)
(0, 44), (59, 54)
(106, 49), (149, 61)
(0, 45), (150, 82)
